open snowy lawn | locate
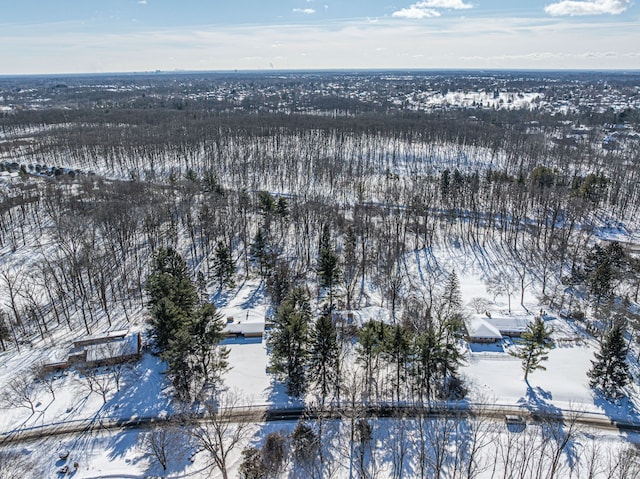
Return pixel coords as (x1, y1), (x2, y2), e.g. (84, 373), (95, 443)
(465, 342), (597, 411)
(224, 338), (275, 406)
(213, 279), (271, 326)
(0, 352), (172, 436)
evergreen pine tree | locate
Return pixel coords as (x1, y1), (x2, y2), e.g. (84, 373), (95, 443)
(266, 259), (291, 307)
(249, 229), (271, 278)
(588, 319), (630, 399)
(276, 197), (289, 218)
(239, 447), (266, 479)
(269, 288), (311, 397)
(147, 248), (228, 402)
(151, 297), (191, 352)
(589, 260), (613, 306)
(196, 271), (208, 302)
(213, 241), (235, 290)
(605, 241), (625, 268)
(291, 421), (320, 472)
(411, 323), (463, 403)
(308, 310), (340, 405)
(510, 316), (554, 382)
(412, 326), (439, 403)
(160, 303), (229, 402)
(440, 168), (451, 200)
(316, 225), (341, 306)
(385, 323), (411, 403)
(146, 247), (198, 311)
(189, 303), (230, 388)
(146, 247), (198, 350)
(258, 191), (276, 215)
(585, 242), (627, 308)
(356, 320), (389, 402)
(163, 327), (194, 402)
(440, 270), (464, 338)
(442, 270), (462, 314)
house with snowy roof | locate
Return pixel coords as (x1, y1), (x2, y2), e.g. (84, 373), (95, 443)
(465, 314), (533, 343)
(42, 331), (142, 372)
(464, 317), (502, 343)
(222, 317), (265, 339)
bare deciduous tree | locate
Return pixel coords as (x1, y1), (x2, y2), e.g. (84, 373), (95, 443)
(0, 268), (25, 335)
(1, 375), (38, 414)
(32, 362), (56, 400)
(189, 390), (252, 479)
(487, 273), (518, 314)
(467, 297), (492, 315)
(542, 410), (583, 479)
(460, 404), (498, 479)
(78, 366), (112, 404)
(145, 419), (189, 472)
(0, 448), (39, 479)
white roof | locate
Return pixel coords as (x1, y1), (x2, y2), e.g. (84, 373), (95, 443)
(223, 321), (265, 335)
(76, 329), (128, 343)
(465, 317), (503, 339)
(486, 315), (532, 333)
(85, 335), (138, 362)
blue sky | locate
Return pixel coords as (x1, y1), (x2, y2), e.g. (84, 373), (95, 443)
(1, 1), (639, 74)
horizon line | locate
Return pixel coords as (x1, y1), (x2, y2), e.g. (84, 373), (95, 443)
(2, 67), (640, 80)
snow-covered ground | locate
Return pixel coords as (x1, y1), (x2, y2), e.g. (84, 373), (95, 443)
(2, 235), (640, 477)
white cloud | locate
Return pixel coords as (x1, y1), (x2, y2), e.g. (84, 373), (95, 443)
(293, 8), (315, 14)
(461, 51), (625, 62)
(138, 0), (147, 4)
(392, 6), (440, 18)
(392, 1), (473, 19)
(2, 12), (639, 74)
(417, 0), (473, 8)
(544, 0), (631, 16)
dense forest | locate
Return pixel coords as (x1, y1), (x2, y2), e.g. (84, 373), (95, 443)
(1, 72), (639, 343)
